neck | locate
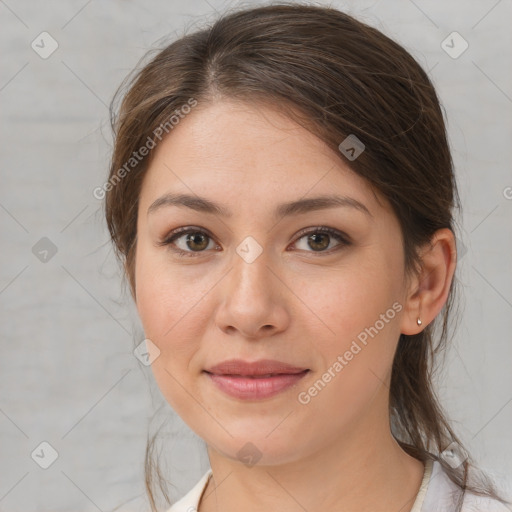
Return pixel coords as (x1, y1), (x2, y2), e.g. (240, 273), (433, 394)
(198, 403), (425, 512)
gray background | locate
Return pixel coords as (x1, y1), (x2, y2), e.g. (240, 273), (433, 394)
(1, 0), (511, 510)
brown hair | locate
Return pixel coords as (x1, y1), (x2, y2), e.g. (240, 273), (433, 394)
(104, 3), (510, 510)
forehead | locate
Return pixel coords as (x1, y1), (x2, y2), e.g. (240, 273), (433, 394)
(139, 99), (385, 217)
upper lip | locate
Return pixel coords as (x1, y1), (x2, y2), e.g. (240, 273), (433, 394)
(204, 359), (309, 376)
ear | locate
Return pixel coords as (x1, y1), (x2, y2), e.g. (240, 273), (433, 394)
(400, 228), (457, 335)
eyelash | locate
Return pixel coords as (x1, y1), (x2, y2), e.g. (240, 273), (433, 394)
(157, 226), (351, 258)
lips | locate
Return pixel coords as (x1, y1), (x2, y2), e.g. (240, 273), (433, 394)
(203, 359), (310, 400)
(204, 358), (309, 377)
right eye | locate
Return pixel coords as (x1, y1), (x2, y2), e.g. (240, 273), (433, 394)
(157, 227), (219, 258)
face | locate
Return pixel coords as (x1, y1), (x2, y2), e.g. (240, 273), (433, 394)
(134, 99), (411, 466)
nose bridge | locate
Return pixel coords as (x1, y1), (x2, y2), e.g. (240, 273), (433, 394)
(230, 234), (273, 297)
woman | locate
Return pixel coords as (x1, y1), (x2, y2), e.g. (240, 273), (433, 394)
(104, 3), (511, 511)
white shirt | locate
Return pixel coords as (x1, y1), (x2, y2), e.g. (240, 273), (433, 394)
(167, 459), (511, 512)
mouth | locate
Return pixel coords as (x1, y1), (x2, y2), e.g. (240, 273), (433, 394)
(203, 361), (310, 400)
(204, 358), (309, 376)
(206, 373), (307, 378)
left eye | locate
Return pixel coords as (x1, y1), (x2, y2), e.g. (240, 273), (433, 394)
(158, 226), (350, 258)
(292, 226), (350, 253)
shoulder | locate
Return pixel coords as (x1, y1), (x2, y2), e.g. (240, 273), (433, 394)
(166, 469), (212, 512)
(422, 460), (512, 512)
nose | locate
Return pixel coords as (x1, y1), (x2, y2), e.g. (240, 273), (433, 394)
(214, 248), (290, 340)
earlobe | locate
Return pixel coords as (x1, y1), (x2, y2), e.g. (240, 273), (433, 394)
(400, 228), (457, 335)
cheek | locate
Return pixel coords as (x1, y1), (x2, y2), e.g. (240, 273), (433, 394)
(134, 244), (206, 340)
(296, 260), (401, 403)
(133, 250), (206, 392)
(134, 253), (207, 414)
(299, 256), (400, 343)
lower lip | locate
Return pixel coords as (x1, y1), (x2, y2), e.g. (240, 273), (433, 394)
(205, 370), (309, 400)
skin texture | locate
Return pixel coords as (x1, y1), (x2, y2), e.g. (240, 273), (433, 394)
(134, 99), (456, 512)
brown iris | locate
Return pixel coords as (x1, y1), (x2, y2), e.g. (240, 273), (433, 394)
(185, 232), (209, 251)
(307, 232), (330, 251)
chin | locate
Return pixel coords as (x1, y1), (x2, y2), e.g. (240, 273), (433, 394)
(209, 435), (306, 468)
(198, 415), (316, 468)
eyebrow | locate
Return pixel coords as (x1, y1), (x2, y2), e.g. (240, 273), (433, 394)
(147, 192), (372, 219)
